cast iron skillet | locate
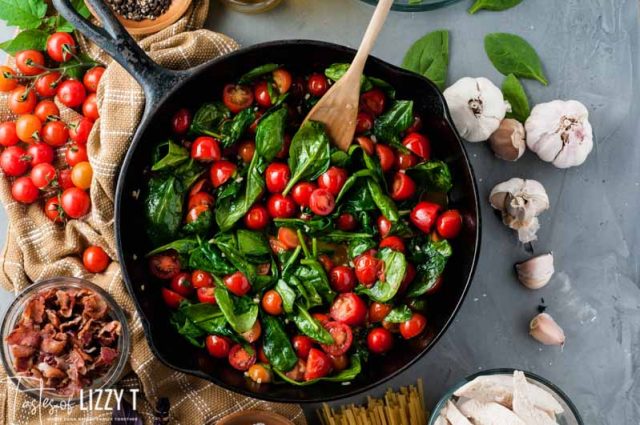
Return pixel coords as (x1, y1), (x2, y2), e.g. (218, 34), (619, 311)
(53, 0), (481, 403)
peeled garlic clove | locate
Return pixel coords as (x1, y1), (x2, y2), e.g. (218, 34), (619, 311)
(529, 313), (565, 346)
(516, 253), (554, 289)
(489, 118), (526, 161)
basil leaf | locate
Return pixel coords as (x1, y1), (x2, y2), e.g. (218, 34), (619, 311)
(291, 306), (334, 345)
(406, 237), (452, 297)
(275, 280), (297, 314)
(151, 140), (189, 171)
(188, 240), (235, 276)
(484, 32), (548, 85)
(146, 238), (199, 257)
(239, 63), (280, 84)
(262, 315), (298, 372)
(0, 0), (47, 29)
(469, 0), (522, 14)
(358, 248), (407, 302)
(274, 354), (361, 385)
(502, 74), (531, 123)
(373, 100), (414, 146)
(219, 108), (255, 147)
(255, 107), (286, 161)
(0, 29), (48, 54)
(325, 63), (373, 92)
(384, 305), (412, 323)
(367, 179), (399, 222)
(213, 284), (258, 334)
(283, 121), (331, 195)
(189, 102), (231, 136)
(406, 160), (453, 193)
(144, 176), (184, 245)
(237, 229), (271, 258)
(402, 30), (449, 90)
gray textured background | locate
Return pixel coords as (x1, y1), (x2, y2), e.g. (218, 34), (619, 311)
(1, 0), (639, 423)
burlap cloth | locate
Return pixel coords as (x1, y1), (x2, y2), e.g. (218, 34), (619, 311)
(0, 1), (306, 423)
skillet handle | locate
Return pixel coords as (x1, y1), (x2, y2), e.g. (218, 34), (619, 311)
(52, 0), (189, 108)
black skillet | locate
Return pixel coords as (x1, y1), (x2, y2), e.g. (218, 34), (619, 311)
(53, 0), (481, 403)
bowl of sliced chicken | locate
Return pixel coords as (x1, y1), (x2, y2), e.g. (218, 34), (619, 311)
(430, 369), (583, 425)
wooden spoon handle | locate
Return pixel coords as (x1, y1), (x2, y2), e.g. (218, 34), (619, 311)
(351, 0), (394, 76)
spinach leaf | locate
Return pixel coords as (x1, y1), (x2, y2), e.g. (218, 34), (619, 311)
(170, 307), (205, 347)
(348, 238), (377, 259)
(280, 246), (302, 280)
(342, 180), (377, 213)
(296, 259), (336, 303)
(237, 229), (271, 258)
(402, 30), (449, 90)
(275, 279), (297, 314)
(144, 176), (184, 245)
(336, 169), (374, 204)
(291, 306), (334, 345)
(274, 354), (362, 385)
(406, 160), (453, 193)
(188, 240), (235, 276)
(239, 63), (280, 84)
(502, 74), (530, 123)
(262, 315), (298, 371)
(357, 248), (407, 302)
(283, 121), (331, 195)
(469, 0), (522, 14)
(369, 77), (396, 99)
(146, 237), (198, 257)
(217, 179), (243, 202)
(189, 102), (231, 136)
(330, 148), (350, 167)
(484, 33), (548, 85)
(214, 234), (257, 284)
(176, 302), (239, 341)
(406, 237), (452, 297)
(255, 107), (287, 161)
(373, 100), (414, 146)
(322, 231), (376, 242)
(213, 284), (259, 333)
(151, 140), (189, 171)
(219, 108), (255, 147)
(325, 63), (373, 92)
(289, 275), (323, 309)
(385, 305), (412, 323)
(174, 159), (205, 189)
(367, 179), (399, 222)
(182, 209), (213, 236)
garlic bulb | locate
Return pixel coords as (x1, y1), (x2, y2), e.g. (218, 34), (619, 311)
(444, 77), (508, 142)
(525, 100), (593, 168)
(516, 253), (554, 289)
(529, 313), (565, 346)
(490, 178), (549, 243)
(489, 118), (526, 161)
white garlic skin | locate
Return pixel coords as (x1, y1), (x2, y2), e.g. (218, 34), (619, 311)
(529, 313), (565, 346)
(489, 118), (526, 161)
(516, 253), (554, 289)
(525, 100), (593, 168)
(444, 77), (508, 143)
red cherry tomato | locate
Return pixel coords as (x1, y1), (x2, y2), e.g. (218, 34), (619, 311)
(0, 66), (17, 92)
(185, 204), (208, 224)
(46, 32), (76, 62)
(257, 345), (270, 364)
(83, 246), (110, 273)
(83, 66), (105, 93)
(210, 160), (237, 188)
(367, 328), (394, 354)
(44, 196), (64, 223)
(407, 115), (423, 133)
(312, 312), (330, 325)
(238, 140), (256, 163)
(170, 272), (193, 296)
(228, 344), (256, 371)
(369, 302), (392, 323)
(223, 84), (254, 113)
(304, 348), (332, 381)
(309, 188), (335, 216)
(11, 177), (39, 204)
(82, 93), (100, 121)
(241, 321), (262, 343)
(0, 122), (19, 147)
(391, 172), (416, 201)
(377, 215), (392, 238)
(60, 187), (91, 218)
(265, 162), (291, 193)
(277, 227), (300, 249)
(355, 112), (374, 134)
(205, 335), (232, 358)
(35, 72), (62, 97)
(58, 168), (74, 190)
(8, 86), (36, 115)
(261, 290), (283, 316)
(399, 313), (427, 340)
(191, 137), (221, 162)
(191, 270), (213, 288)
(273, 68), (292, 94)
(402, 133), (431, 160)
(149, 252), (180, 280)
(0, 146), (29, 176)
(329, 266), (357, 293)
(379, 236), (405, 253)
(356, 136), (375, 156)
(34, 100), (60, 123)
(307, 73), (328, 97)
(197, 287), (217, 304)
(329, 293), (367, 327)
(65, 144), (88, 167)
(360, 89), (386, 116)
(171, 108), (191, 135)
(161, 288), (185, 309)
(375, 144), (395, 173)
(267, 193), (297, 218)
(188, 192), (215, 210)
(224, 271), (251, 297)
(336, 212), (357, 231)
(395, 150), (419, 170)
(27, 143), (54, 166)
(291, 182), (316, 207)
(436, 209), (463, 239)
(292, 335), (313, 359)
(354, 253), (381, 287)
(69, 118), (93, 145)
(318, 166), (347, 196)
(42, 121), (69, 147)
(410, 201), (441, 234)
(320, 321), (353, 356)
(30, 163), (56, 188)
(15, 50), (45, 76)
(57, 79), (87, 108)
(244, 204), (270, 230)
(15, 114), (42, 144)
(254, 81), (272, 108)
(318, 254), (334, 273)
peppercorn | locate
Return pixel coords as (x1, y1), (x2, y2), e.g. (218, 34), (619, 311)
(106, 0), (172, 21)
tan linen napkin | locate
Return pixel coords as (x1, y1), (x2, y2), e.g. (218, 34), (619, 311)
(0, 1), (306, 423)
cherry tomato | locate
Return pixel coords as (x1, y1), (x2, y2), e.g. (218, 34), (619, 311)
(304, 348), (332, 381)
(399, 312), (427, 340)
(0, 146), (29, 176)
(57, 79), (87, 108)
(35, 72), (62, 97)
(34, 100), (59, 124)
(329, 266), (356, 293)
(228, 344), (256, 371)
(65, 144), (88, 167)
(167, 272), (193, 297)
(191, 136), (221, 162)
(320, 321), (353, 356)
(312, 313), (330, 325)
(254, 81), (272, 108)
(265, 163), (291, 193)
(355, 112), (373, 134)
(224, 271), (251, 297)
(41, 121), (69, 147)
(267, 193), (297, 218)
(30, 163), (56, 188)
(436, 209), (463, 239)
(309, 188), (335, 216)
(15, 50), (45, 76)
(223, 84), (254, 113)
(269, 235), (287, 255)
(0, 66), (17, 92)
(367, 328), (394, 354)
(241, 321), (262, 343)
(354, 253), (381, 287)
(149, 252), (180, 280)
(247, 364), (272, 384)
(8, 86), (36, 115)
(83, 245), (110, 273)
(26, 143), (53, 167)
(399, 263), (416, 295)
(292, 335), (313, 359)
(161, 288), (185, 309)
(336, 212), (357, 231)
(15, 114), (41, 144)
(390, 173), (415, 202)
(291, 182), (316, 207)
(377, 215), (392, 238)
(205, 335), (231, 358)
(307, 73), (328, 97)
(185, 204), (208, 224)
(402, 133), (431, 160)
(410, 201), (441, 234)
(318, 166), (347, 196)
(375, 144), (395, 173)
(197, 287), (217, 304)
(71, 161), (93, 189)
(60, 187), (91, 218)
(360, 89), (386, 116)
(44, 196), (64, 223)
(83, 66), (105, 93)
(188, 192), (215, 210)
(369, 302), (392, 323)
(244, 204), (270, 230)
(262, 290), (283, 316)
(356, 136), (374, 156)
(69, 118), (93, 145)
(0, 122), (18, 147)
(47, 32), (76, 62)
(329, 354), (349, 371)
(273, 68), (292, 94)
(277, 227), (300, 249)
(238, 140), (255, 163)
(191, 270), (213, 288)
(82, 93), (99, 121)
(57, 168), (74, 190)
(407, 115), (423, 133)
(395, 150), (419, 170)
(329, 293), (367, 326)
(379, 236), (406, 253)
(210, 160), (236, 188)
(11, 177), (39, 204)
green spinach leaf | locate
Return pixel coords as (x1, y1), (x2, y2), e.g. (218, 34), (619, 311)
(283, 121), (331, 195)
(189, 102), (231, 136)
(274, 355), (362, 385)
(219, 108), (255, 147)
(357, 248), (407, 302)
(296, 259), (336, 303)
(347, 238), (377, 259)
(214, 234), (257, 284)
(182, 209), (213, 236)
(469, 0), (522, 14)
(406, 160), (453, 193)
(289, 275), (323, 309)
(502, 74), (530, 122)
(367, 179), (399, 222)
(325, 63), (373, 92)
(188, 240), (235, 276)
(174, 159), (205, 188)
(151, 140), (189, 171)
(406, 237), (452, 297)
(146, 237), (199, 257)
(237, 229), (271, 258)
(291, 306), (334, 345)
(385, 305), (412, 323)
(262, 316), (298, 372)
(213, 284), (259, 334)
(402, 30), (449, 90)
(255, 107), (287, 161)
(239, 63), (280, 84)
(373, 100), (414, 146)
(484, 32), (548, 85)
(170, 306), (206, 347)
(144, 176), (184, 245)
(275, 279), (297, 314)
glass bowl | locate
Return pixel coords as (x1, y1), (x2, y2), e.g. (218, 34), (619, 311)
(429, 368), (584, 425)
(357, 0), (464, 12)
(0, 277), (130, 404)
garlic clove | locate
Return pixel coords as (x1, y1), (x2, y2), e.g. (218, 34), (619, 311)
(516, 253), (554, 289)
(489, 118), (526, 161)
(529, 313), (565, 346)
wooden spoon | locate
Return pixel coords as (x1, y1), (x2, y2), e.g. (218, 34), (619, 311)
(303, 0), (394, 151)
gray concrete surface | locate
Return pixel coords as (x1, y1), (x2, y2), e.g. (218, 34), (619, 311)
(1, 0), (639, 423)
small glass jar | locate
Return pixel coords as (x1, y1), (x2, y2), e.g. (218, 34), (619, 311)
(0, 277), (130, 404)
(220, 0), (283, 14)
